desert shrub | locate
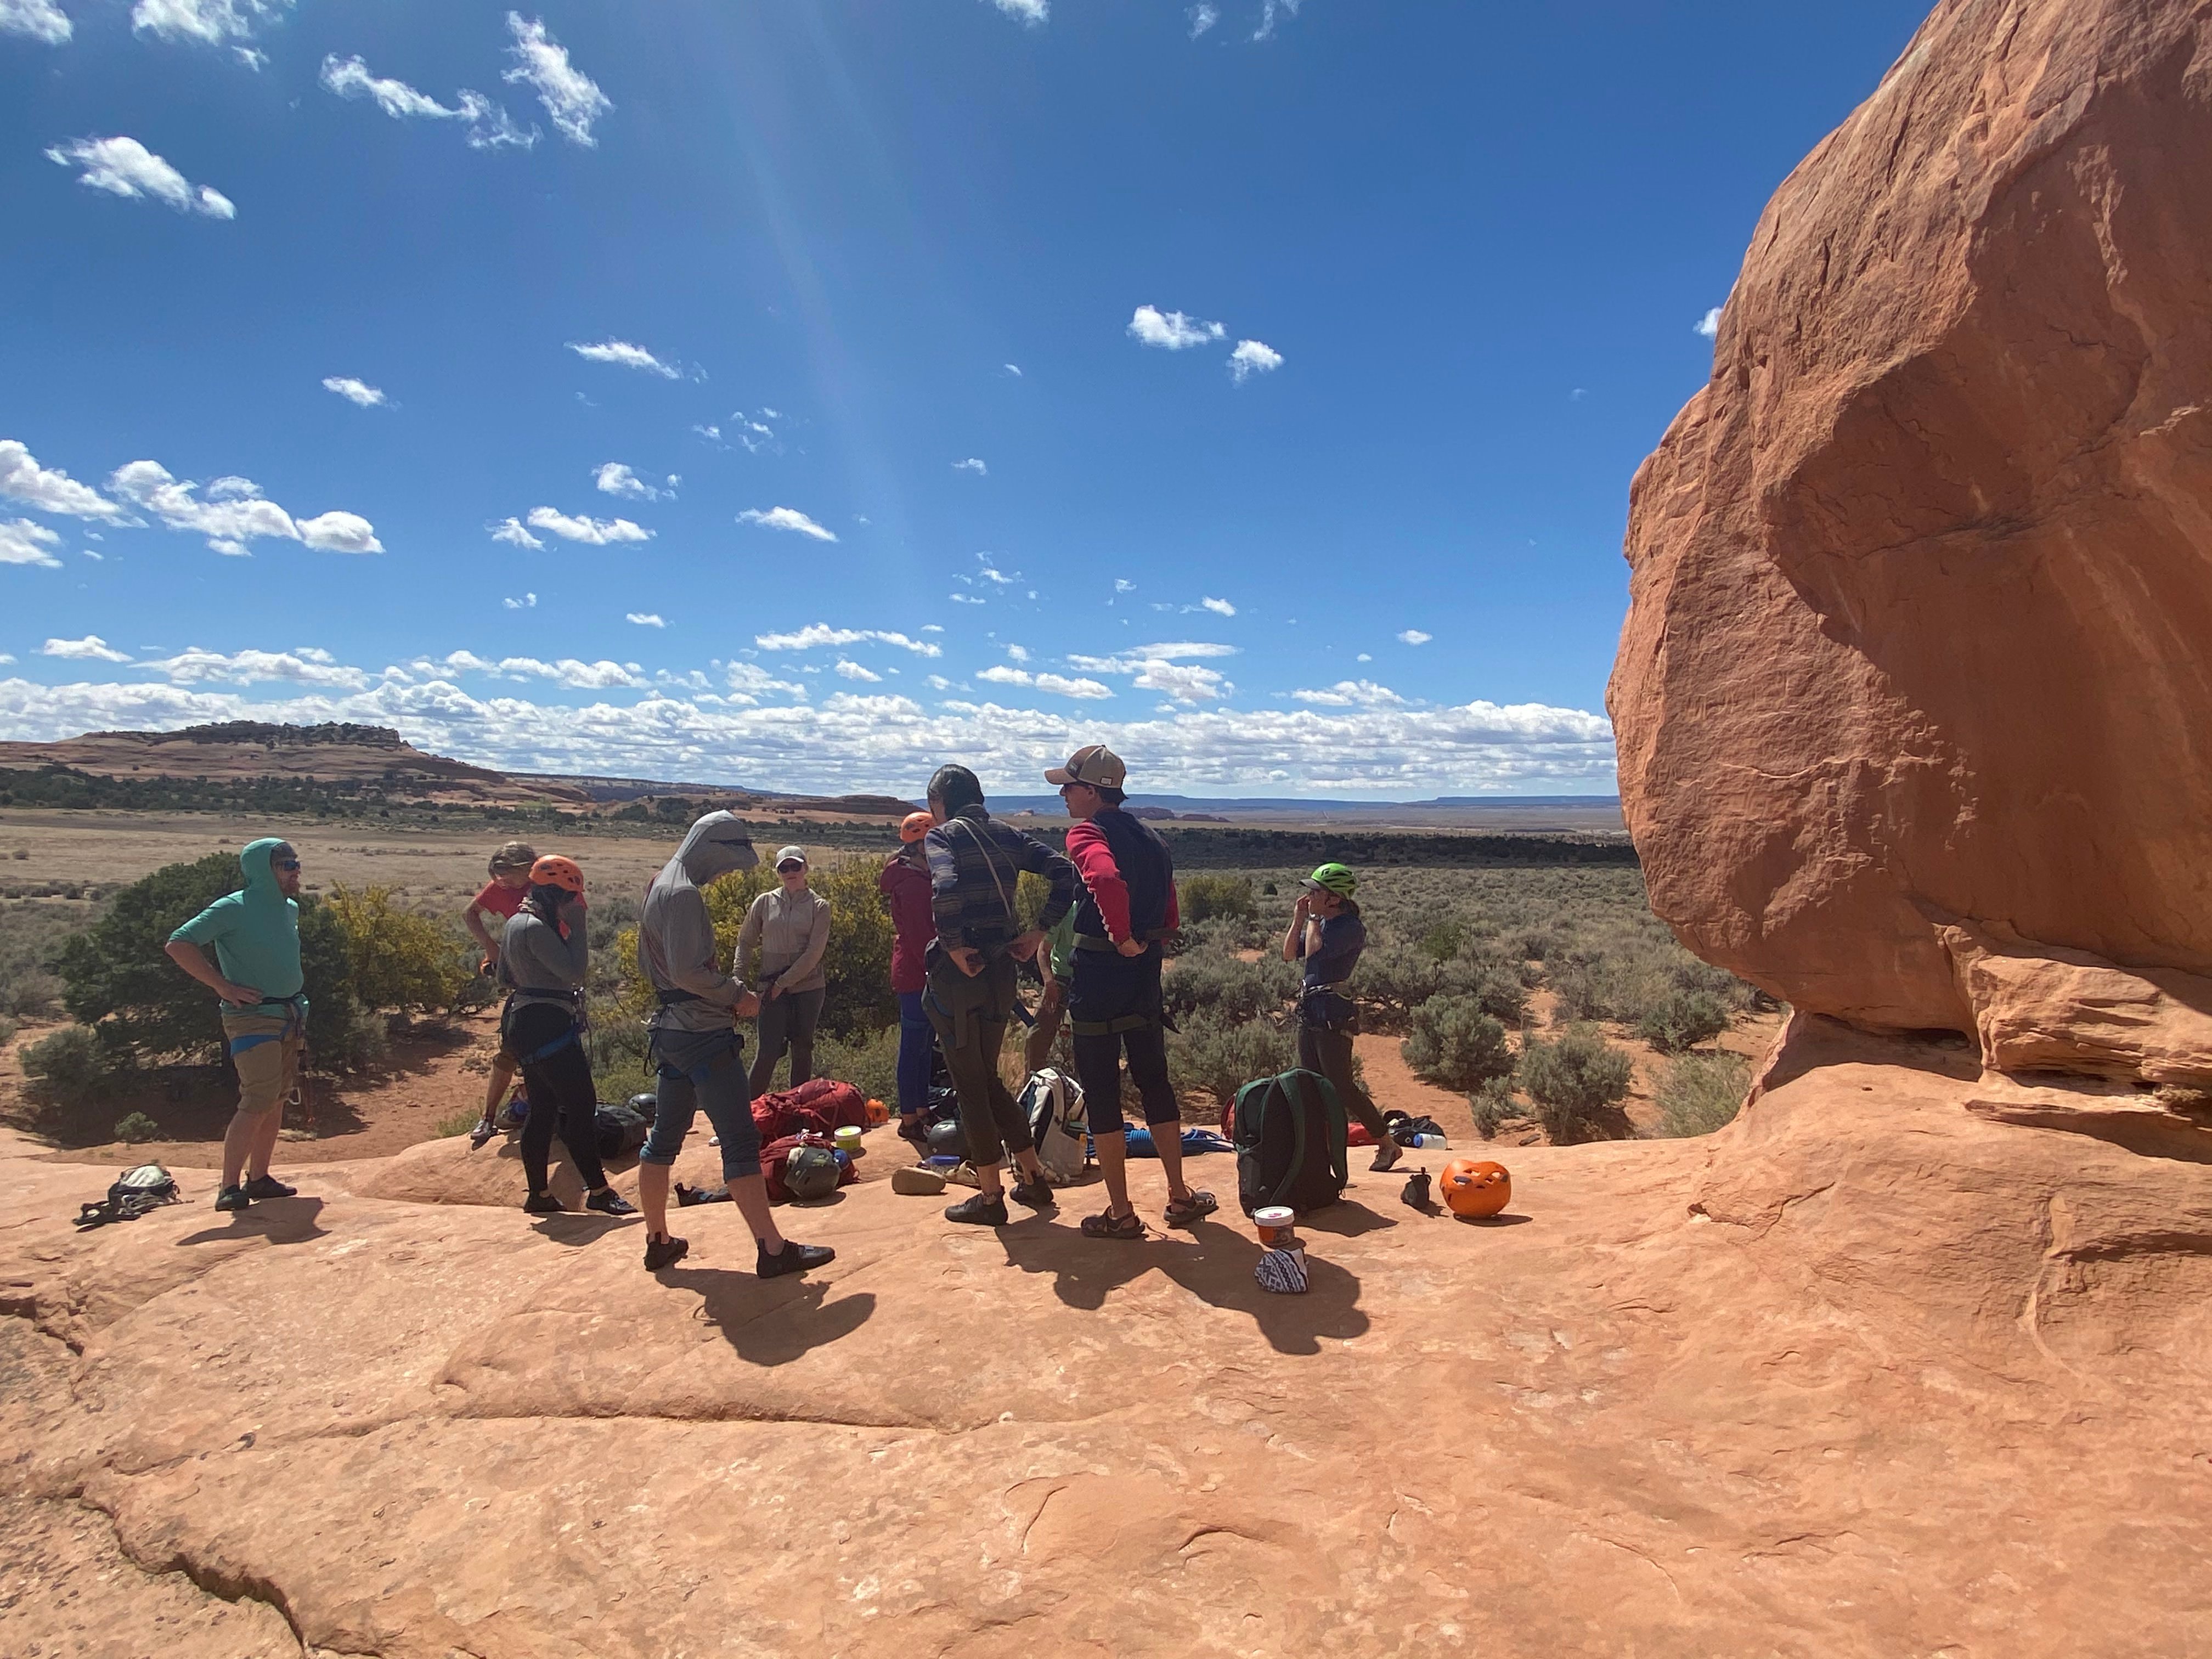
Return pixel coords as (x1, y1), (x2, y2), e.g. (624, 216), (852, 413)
(0, 899), (76, 1017)
(1401, 995), (1513, 1091)
(582, 1014), (654, 1105)
(1181, 873), (1257, 927)
(1441, 955), (1530, 1024)
(811, 1024), (902, 1106)
(703, 858), (896, 1039)
(1470, 1075), (1519, 1139)
(324, 885), (478, 1016)
(1356, 944), (1444, 1032)
(1519, 1024), (1634, 1145)
(1418, 919), (1466, 962)
(1637, 989), (1730, 1054)
(0, 1013), (16, 1047)
(1654, 1053), (1750, 1138)
(22, 1024), (118, 1109)
(1167, 1011), (1292, 1112)
(113, 1110), (161, 1143)
(1163, 951), (1294, 1029)
(433, 1107), (482, 1139)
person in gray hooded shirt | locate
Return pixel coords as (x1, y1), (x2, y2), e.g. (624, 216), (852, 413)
(634, 811), (834, 1279)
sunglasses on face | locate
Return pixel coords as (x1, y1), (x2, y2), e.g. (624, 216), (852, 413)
(274, 859), (302, 871)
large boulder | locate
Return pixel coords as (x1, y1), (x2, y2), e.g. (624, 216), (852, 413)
(1609, 0), (2212, 1077)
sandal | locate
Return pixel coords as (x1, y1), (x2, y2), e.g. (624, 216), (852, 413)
(1164, 1190), (1218, 1228)
(1081, 1209), (1143, 1240)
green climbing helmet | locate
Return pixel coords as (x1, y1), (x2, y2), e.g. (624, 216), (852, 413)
(1302, 862), (1358, 899)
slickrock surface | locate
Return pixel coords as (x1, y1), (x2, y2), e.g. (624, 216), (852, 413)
(1609, 0), (2212, 1074)
(5, 1023), (2207, 1657)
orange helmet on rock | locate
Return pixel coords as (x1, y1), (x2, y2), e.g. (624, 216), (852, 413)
(899, 810), (934, 844)
(1440, 1158), (1511, 1220)
(529, 855), (585, 894)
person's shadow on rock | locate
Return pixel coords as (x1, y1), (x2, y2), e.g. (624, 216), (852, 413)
(660, 1268), (876, 1365)
(530, 1213), (640, 1248)
(1299, 1198), (1397, 1238)
(176, 1195), (330, 1246)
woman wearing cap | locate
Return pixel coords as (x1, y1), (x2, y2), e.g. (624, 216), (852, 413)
(1282, 862), (1401, 1173)
(461, 839), (536, 1150)
(738, 846), (833, 1096)
(498, 855), (637, 1216)
(879, 811), (938, 1143)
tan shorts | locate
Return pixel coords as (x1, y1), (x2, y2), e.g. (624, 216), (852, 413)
(223, 1013), (304, 1115)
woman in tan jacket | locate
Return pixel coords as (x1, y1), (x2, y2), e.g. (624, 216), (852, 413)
(738, 845), (833, 1095)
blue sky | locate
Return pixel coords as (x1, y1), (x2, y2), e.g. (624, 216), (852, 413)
(1, 0), (1931, 797)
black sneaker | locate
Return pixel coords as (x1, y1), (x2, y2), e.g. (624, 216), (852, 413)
(585, 1189), (637, 1216)
(214, 1185), (250, 1212)
(241, 1174), (297, 1201)
(757, 1239), (834, 1278)
(644, 1233), (690, 1271)
(945, 1192), (1009, 1227)
(1008, 1176), (1054, 1209)
(523, 1191), (565, 1215)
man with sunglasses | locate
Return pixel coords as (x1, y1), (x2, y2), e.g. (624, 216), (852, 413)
(165, 838), (310, 1213)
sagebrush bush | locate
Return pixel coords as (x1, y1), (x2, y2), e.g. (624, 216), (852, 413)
(1441, 955), (1530, 1024)
(1637, 989), (1730, 1053)
(811, 1024), (902, 1106)
(1519, 1024), (1633, 1145)
(1470, 1075), (1519, 1139)
(22, 1024), (118, 1110)
(1355, 943), (1444, 1031)
(1163, 950), (1293, 1029)
(1167, 1011), (1291, 1113)
(113, 1110), (161, 1143)
(0, 899), (75, 1018)
(1401, 995), (1513, 1091)
(1181, 873), (1257, 927)
(1654, 1053), (1750, 1138)
(324, 885), (478, 1016)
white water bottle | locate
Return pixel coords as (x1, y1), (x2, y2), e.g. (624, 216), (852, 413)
(1409, 1132), (1451, 1151)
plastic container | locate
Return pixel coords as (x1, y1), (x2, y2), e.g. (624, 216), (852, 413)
(834, 1125), (865, 1156)
(1254, 1204), (1296, 1245)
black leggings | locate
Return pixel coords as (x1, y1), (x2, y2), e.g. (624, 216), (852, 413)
(510, 1005), (608, 1195)
(1297, 1020), (1389, 1143)
(1069, 950), (1179, 1132)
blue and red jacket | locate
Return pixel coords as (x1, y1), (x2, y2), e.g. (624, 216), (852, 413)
(1065, 808), (1180, 949)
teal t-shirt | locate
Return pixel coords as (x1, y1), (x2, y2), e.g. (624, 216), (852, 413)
(169, 838), (304, 1013)
(1046, 907), (1078, 981)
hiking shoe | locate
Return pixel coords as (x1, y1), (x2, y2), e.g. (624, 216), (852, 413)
(467, 1120), (498, 1150)
(241, 1174), (297, 1201)
(586, 1189), (637, 1217)
(945, 1192), (1009, 1227)
(758, 1239), (834, 1278)
(644, 1233), (690, 1271)
(1369, 1139), (1403, 1173)
(1008, 1175), (1055, 1209)
(523, 1191), (565, 1215)
(214, 1184), (250, 1212)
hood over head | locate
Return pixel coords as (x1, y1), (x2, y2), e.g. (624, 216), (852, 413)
(240, 837), (293, 901)
(677, 811), (759, 885)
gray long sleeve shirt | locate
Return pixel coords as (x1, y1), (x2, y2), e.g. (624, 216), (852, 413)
(641, 812), (760, 1034)
(499, 907), (587, 1014)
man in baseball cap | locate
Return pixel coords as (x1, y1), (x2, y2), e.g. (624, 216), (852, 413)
(1047, 745), (1216, 1238)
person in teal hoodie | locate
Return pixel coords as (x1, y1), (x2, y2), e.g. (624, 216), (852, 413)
(165, 838), (309, 1212)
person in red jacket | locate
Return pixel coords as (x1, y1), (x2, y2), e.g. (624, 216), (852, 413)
(879, 809), (939, 1145)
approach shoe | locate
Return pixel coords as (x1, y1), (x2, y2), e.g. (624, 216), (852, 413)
(945, 1192), (1009, 1227)
(522, 1192), (565, 1215)
(213, 1185), (250, 1212)
(241, 1174), (297, 1201)
(644, 1233), (691, 1272)
(757, 1239), (834, 1279)
(585, 1189), (637, 1217)
(1369, 1139), (1403, 1173)
(1008, 1175), (1055, 1209)
(467, 1120), (498, 1150)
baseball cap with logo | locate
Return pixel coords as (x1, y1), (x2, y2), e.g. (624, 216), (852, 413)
(774, 845), (808, 870)
(1045, 744), (1127, 790)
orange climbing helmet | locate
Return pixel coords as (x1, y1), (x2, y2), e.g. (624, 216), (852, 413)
(899, 810), (934, 844)
(528, 855), (585, 894)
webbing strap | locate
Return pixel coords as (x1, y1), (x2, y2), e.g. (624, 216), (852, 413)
(1074, 929), (1172, 953)
(1068, 1011), (1157, 1038)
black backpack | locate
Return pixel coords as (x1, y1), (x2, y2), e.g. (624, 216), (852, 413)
(594, 1101), (654, 1160)
(1232, 1068), (1347, 1216)
(76, 1163), (183, 1230)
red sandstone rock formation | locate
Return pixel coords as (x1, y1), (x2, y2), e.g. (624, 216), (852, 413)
(1610, 0), (2212, 1078)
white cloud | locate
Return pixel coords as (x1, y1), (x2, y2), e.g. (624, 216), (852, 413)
(321, 376), (387, 408)
(1292, 680), (1410, 709)
(137, 646), (370, 689)
(739, 506), (836, 542)
(725, 661), (808, 700)
(408, 651), (649, 691)
(1356, 652), (1372, 663)
(0, 441), (135, 523)
(595, 462), (674, 502)
(107, 460), (381, 554)
(45, 136), (235, 219)
(834, 659), (882, 682)
(1005, 644), (1031, 663)
(319, 54), (537, 151)
(986, 0), (1047, 22)
(1696, 307), (1723, 339)
(1229, 338), (1283, 382)
(1068, 641), (1237, 673)
(1003, 363), (1023, 377)
(626, 612), (666, 628)
(1128, 305), (1225, 351)
(1398, 629), (1434, 646)
(567, 340), (678, 378)
(504, 13), (611, 146)
(489, 517), (545, 550)
(922, 624), (944, 633)
(1199, 596), (1236, 617)
(42, 634), (132, 662)
(0, 519), (63, 567)
(1188, 4), (1218, 37)
(1114, 578), (1136, 594)
(754, 624), (941, 658)
(950, 592), (985, 605)
(504, 591), (537, 610)
(1132, 661), (1231, 703)
(524, 506), (651, 545)
(977, 664), (1113, 701)
(1252, 0), (1301, 41)
(952, 458), (988, 476)
(131, 0), (288, 47)
(1, 0), (71, 46)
